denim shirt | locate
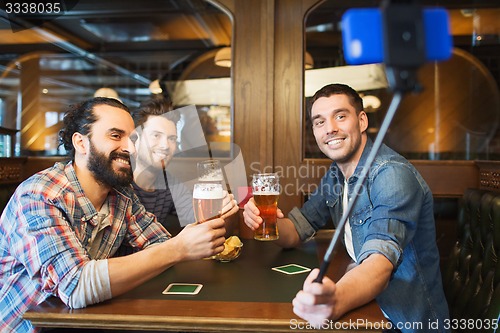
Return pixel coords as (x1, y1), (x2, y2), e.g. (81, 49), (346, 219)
(289, 139), (450, 333)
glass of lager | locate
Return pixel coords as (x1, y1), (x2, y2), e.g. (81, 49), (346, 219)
(192, 183), (224, 223)
(197, 159), (224, 184)
(252, 173), (280, 241)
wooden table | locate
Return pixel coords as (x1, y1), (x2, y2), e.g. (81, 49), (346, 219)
(24, 230), (388, 332)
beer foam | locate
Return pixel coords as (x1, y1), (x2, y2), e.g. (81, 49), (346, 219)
(193, 185), (224, 199)
(253, 190), (279, 195)
(198, 173), (224, 182)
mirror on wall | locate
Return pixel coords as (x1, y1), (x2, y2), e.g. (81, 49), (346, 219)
(0, 0), (233, 157)
(304, 1), (500, 161)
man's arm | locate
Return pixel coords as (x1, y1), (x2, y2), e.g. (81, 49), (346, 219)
(275, 218), (301, 248)
(107, 218), (225, 297)
(68, 217), (226, 307)
(292, 253), (393, 327)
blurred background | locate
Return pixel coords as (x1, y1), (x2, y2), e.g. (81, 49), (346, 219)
(0, 0), (498, 161)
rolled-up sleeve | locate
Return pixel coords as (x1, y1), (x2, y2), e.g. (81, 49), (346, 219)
(357, 238), (402, 268)
(356, 161), (426, 270)
(288, 207), (317, 242)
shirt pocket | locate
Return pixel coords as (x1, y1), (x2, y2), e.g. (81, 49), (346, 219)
(325, 197), (339, 208)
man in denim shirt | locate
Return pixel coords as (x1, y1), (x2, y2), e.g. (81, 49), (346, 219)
(243, 84), (450, 332)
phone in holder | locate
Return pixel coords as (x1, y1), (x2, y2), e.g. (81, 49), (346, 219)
(341, 7), (452, 65)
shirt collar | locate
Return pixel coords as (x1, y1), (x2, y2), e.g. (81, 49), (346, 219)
(327, 137), (374, 185)
(63, 161), (99, 221)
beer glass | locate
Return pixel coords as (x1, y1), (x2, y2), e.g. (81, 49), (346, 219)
(252, 173), (280, 241)
(197, 159), (224, 184)
(192, 183), (224, 223)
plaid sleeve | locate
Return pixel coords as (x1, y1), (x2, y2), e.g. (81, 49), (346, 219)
(13, 189), (89, 304)
(0, 179), (89, 331)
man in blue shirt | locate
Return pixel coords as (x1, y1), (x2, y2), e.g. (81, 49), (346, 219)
(243, 84), (450, 332)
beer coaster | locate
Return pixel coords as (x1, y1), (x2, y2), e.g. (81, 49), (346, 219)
(162, 283), (203, 295)
(272, 264), (311, 275)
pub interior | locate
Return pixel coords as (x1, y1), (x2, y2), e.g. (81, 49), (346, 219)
(0, 0), (499, 332)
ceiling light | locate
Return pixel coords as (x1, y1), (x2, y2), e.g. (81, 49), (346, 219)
(362, 95), (381, 111)
(214, 47), (232, 67)
(94, 87), (121, 102)
(215, 47), (315, 70)
(305, 64), (388, 96)
(149, 79), (163, 94)
(305, 51), (314, 70)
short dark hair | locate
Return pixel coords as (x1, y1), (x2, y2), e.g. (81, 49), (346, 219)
(58, 97), (130, 159)
(133, 95), (180, 128)
(309, 83), (364, 116)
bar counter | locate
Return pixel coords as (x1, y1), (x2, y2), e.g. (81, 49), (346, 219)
(24, 230), (388, 332)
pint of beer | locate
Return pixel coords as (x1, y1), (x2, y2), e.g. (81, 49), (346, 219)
(252, 173), (280, 241)
(193, 183), (224, 223)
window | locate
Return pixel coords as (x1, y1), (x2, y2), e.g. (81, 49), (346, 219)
(0, 0), (233, 157)
(304, 2), (500, 160)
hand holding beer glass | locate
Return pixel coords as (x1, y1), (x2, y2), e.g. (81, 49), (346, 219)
(252, 173), (280, 241)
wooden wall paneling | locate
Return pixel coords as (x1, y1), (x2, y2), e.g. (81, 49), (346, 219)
(411, 160), (478, 197)
(228, 0), (276, 186)
(296, 160), (479, 199)
(274, 0), (323, 215)
(23, 156), (67, 179)
(20, 55), (42, 153)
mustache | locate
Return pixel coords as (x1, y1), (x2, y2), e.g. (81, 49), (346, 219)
(325, 134), (342, 141)
(109, 151), (131, 163)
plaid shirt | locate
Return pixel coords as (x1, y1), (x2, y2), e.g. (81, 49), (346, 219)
(0, 162), (170, 332)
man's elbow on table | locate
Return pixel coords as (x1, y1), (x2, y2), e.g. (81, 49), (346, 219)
(66, 260), (112, 309)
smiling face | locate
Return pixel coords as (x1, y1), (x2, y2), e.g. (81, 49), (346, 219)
(135, 115), (178, 171)
(311, 94), (368, 175)
(84, 104), (136, 187)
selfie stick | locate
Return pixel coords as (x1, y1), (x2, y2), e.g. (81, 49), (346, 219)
(313, 0), (451, 283)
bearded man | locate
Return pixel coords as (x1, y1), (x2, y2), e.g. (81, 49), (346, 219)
(0, 97), (226, 332)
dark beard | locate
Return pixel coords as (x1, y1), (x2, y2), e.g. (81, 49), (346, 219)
(88, 141), (133, 188)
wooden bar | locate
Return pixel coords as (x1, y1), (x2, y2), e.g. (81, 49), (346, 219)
(24, 231), (387, 332)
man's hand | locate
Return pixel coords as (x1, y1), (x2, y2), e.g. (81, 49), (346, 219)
(292, 268), (338, 328)
(242, 197), (284, 230)
(173, 218), (226, 260)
